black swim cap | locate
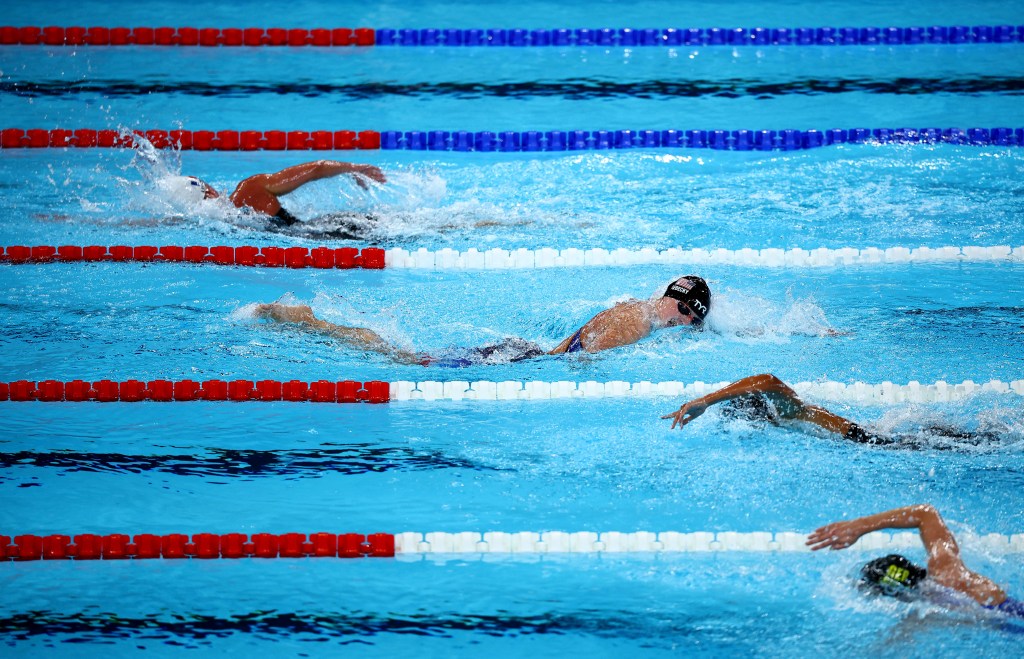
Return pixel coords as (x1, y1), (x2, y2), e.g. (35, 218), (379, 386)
(859, 554), (927, 597)
(664, 275), (711, 321)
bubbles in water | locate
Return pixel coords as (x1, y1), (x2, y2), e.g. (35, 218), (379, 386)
(705, 287), (838, 341)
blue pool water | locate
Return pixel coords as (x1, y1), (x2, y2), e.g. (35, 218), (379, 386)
(2, 0), (1024, 656)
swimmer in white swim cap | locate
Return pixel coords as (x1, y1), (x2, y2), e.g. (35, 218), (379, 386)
(163, 175), (219, 205)
(169, 160), (386, 225)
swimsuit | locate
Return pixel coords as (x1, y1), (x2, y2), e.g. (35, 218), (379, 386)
(265, 208), (377, 240)
(844, 423), (996, 450)
(270, 206), (301, 227)
(565, 328), (584, 353)
(431, 338), (547, 368)
(843, 423), (898, 446)
(991, 596), (1024, 618)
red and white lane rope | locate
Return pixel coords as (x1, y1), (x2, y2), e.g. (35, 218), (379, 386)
(3, 530), (1022, 561)
(3, 245), (1023, 270)
(2, 379), (1022, 404)
(392, 530), (1024, 555)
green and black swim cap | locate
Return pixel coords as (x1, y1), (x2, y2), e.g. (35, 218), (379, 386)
(664, 275), (712, 322)
(860, 554), (927, 597)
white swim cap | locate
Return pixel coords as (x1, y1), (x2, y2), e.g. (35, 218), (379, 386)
(160, 175), (210, 205)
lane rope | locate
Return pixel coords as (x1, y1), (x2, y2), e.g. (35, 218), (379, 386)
(0, 532), (394, 560)
(3, 245), (1024, 270)
(2, 379), (1022, 404)
(2, 25), (1021, 48)
(2, 127), (1022, 151)
(2, 530), (1022, 560)
(392, 530), (1024, 555)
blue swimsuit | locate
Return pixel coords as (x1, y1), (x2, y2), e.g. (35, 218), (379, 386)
(565, 328), (584, 353)
(991, 596), (1024, 618)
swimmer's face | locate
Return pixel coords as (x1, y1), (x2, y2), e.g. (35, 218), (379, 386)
(198, 180), (219, 199)
(660, 297), (702, 328)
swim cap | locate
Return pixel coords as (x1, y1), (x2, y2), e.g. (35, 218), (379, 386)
(860, 554), (927, 597)
(664, 275), (712, 321)
(161, 175), (210, 205)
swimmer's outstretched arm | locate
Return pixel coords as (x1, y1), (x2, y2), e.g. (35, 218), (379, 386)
(807, 504), (1006, 606)
(661, 373), (853, 434)
(255, 303), (423, 365)
(262, 160), (387, 194)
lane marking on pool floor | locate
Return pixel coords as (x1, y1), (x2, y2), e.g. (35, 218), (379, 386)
(3, 530), (1023, 561)
(4, 245), (1024, 270)
(3, 378), (1023, 404)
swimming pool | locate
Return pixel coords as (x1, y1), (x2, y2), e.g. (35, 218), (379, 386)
(2, 0), (1024, 655)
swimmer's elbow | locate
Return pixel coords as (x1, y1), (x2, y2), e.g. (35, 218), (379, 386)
(910, 504), (942, 522)
(751, 373), (790, 392)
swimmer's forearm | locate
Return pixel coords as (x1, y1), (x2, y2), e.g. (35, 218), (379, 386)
(847, 505), (939, 534)
(693, 374), (795, 408)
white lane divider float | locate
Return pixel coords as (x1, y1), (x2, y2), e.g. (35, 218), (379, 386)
(385, 245), (1024, 269)
(390, 379), (1024, 403)
(394, 531), (1024, 554)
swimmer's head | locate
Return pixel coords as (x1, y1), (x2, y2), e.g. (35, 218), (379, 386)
(162, 176), (218, 204)
(663, 275), (711, 327)
(859, 554), (927, 599)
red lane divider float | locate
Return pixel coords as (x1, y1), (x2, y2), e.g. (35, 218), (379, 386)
(0, 26), (375, 47)
(0, 245), (386, 269)
(0, 128), (382, 150)
(0, 379), (391, 403)
(0, 532), (395, 560)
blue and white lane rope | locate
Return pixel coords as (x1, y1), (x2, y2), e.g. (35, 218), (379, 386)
(390, 380), (1024, 403)
(384, 246), (1024, 270)
(394, 531), (1024, 554)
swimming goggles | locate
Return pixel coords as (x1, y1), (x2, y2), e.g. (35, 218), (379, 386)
(677, 303), (703, 327)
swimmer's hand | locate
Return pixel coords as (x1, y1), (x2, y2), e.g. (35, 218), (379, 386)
(351, 165), (387, 189)
(806, 521), (864, 551)
(661, 398), (709, 429)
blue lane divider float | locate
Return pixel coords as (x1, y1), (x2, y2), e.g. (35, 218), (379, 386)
(380, 127), (1023, 152)
(375, 25), (1023, 47)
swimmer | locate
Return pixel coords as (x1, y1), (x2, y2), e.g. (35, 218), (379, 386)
(254, 275), (711, 365)
(662, 373), (993, 448)
(807, 504), (1023, 619)
(168, 160), (386, 237)
(549, 275), (711, 355)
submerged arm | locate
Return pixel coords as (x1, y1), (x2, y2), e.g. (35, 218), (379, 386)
(255, 303), (422, 364)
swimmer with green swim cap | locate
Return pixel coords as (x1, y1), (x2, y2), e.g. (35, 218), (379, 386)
(807, 505), (1024, 619)
(254, 275), (711, 365)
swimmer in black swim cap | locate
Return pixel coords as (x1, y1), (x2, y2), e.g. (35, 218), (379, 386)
(807, 505), (1024, 619)
(549, 275), (711, 355)
(662, 373), (995, 449)
(167, 159), (386, 229)
(255, 275), (711, 365)
(662, 275), (711, 327)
